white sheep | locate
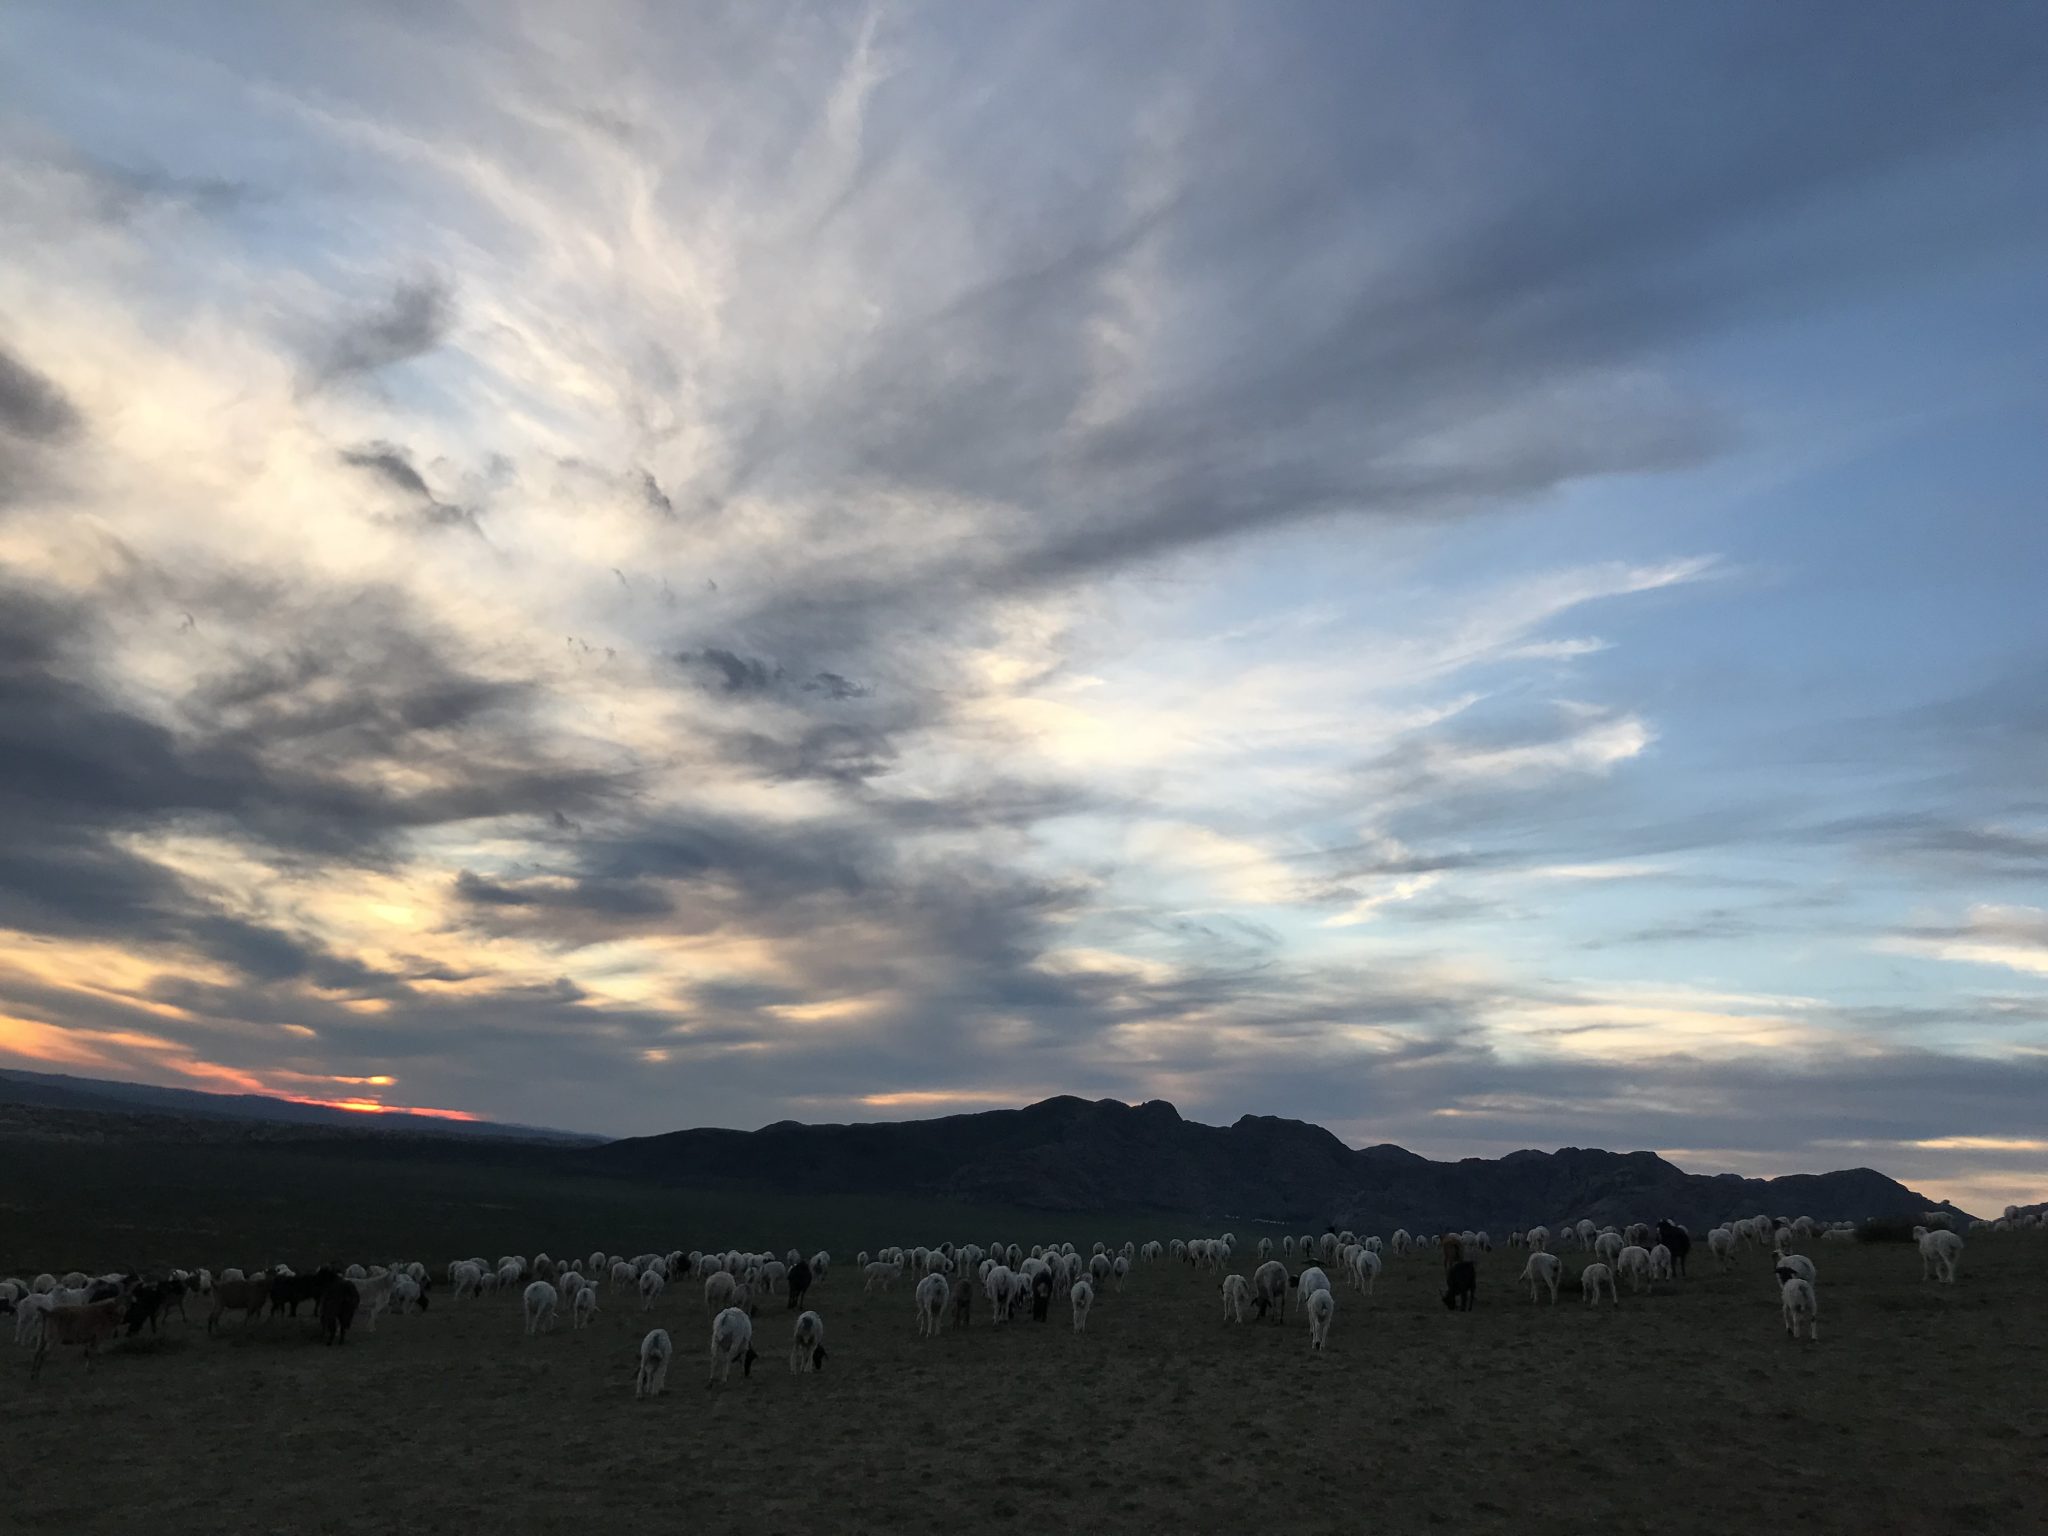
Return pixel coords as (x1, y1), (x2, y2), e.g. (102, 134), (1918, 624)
(1775, 1254), (1817, 1287)
(1111, 1256), (1129, 1292)
(522, 1280), (557, 1335)
(1391, 1229), (1413, 1257)
(1304, 1286), (1335, 1351)
(915, 1273), (949, 1337)
(636, 1328), (672, 1397)
(451, 1261), (485, 1300)
(1648, 1243), (1674, 1283)
(1519, 1251), (1562, 1304)
(573, 1284), (600, 1329)
(1292, 1264), (1331, 1319)
(1781, 1275), (1818, 1340)
(862, 1260), (902, 1295)
(704, 1272), (738, 1312)
(639, 1270), (665, 1310)
(1221, 1274), (1250, 1323)
(1581, 1263), (1617, 1305)
(789, 1309), (826, 1373)
(708, 1306), (758, 1384)
(1251, 1260), (1288, 1322)
(1708, 1227), (1737, 1267)
(985, 1265), (1018, 1324)
(1070, 1278), (1094, 1331)
(1919, 1229), (1963, 1284)
(1348, 1247), (1382, 1295)
(1594, 1231), (1623, 1264)
(1615, 1245), (1651, 1293)
(809, 1251), (830, 1280)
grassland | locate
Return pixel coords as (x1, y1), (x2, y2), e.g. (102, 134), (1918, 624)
(4, 1119), (2044, 1535)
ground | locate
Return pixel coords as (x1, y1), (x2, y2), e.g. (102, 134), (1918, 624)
(6, 1175), (2044, 1536)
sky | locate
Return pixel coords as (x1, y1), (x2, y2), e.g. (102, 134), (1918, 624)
(2, 2), (2045, 1211)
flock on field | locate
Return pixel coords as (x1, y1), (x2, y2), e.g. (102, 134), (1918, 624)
(3, 1204), (2032, 1389)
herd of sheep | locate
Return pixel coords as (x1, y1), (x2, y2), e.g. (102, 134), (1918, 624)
(3, 1204), (2030, 1388)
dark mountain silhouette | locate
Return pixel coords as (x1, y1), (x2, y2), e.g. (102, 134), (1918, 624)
(587, 1094), (1973, 1229)
(0, 1066), (599, 1145)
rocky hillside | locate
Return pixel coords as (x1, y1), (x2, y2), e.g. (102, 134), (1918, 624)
(585, 1094), (1970, 1229)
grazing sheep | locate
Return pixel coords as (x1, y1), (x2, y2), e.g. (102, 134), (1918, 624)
(1251, 1260), (1289, 1323)
(1581, 1263), (1617, 1305)
(1519, 1251), (1562, 1304)
(705, 1272), (738, 1312)
(809, 1251), (830, 1281)
(985, 1266), (1019, 1324)
(708, 1307), (759, 1384)
(639, 1270), (665, 1310)
(1525, 1226), (1550, 1252)
(573, 1285), (600, 1330)
(862, 1261), (902, 1295)
(915, 1274), (949, 1337)
(1290, 1265), (1331, 1320)
(1648, 1244), (1674, 1283)
(1616, 1245), (1652, 1293)
(1221, 1274), (1251, 1323)
(27, 1298), (125, 1383)
(391, 1274), (426, 1315)
(1708, 1227), (1737, 1268)
(524, 1281), (558, 1335)
(1442, 1261), (1477, 1312)
(450, 1261), (485, 1301)
(636, 1328), (672, 1397)
(1070, 1279), (1093, 1332)
(1304, 1285), (1335, 1349)
(1348, 1248), (1382, 1295)
(789, 1310), (827, 1373)
(1781, 1276), (1818, 1341)
(1594, 1231), (1624, 1264)
(1775, 1254), (1817, 1287)
(1111, 1256), (1130, 1292)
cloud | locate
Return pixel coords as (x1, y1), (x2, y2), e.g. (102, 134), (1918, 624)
(310, 276), (454, 385)
(339, 443), (482, 535)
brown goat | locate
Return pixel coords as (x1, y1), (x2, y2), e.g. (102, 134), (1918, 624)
(29, 1298), (125, 1383)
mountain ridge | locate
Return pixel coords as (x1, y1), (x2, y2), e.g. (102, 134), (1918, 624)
(587, 1093), (1973, 1230)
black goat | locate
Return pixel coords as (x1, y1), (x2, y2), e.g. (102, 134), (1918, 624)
(1657, 1220), (1692, 1278)
(318, 1277), (360, 1345)
(1030, 1269), (1055, 1322)
(786, 1259), (813, 1311)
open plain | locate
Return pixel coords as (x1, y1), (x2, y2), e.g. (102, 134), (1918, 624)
(5, 1136), (2044, 1536)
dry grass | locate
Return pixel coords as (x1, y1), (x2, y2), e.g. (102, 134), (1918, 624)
(5, 1231), (2043, 1535)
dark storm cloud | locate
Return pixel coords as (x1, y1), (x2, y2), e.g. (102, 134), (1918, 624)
(311, 275), (454, 384)
(0, 576), (627, 953)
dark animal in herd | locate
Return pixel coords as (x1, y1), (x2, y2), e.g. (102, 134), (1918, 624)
(1443, 1260), (1477, 1311)
(785, 1259), (813, 1311)
(318, 1276), (360, 1345)
(1658, 1220), (1692, 1278)
(1030, 1269), (1055, 1322)
(953, 1283), (972, 1328)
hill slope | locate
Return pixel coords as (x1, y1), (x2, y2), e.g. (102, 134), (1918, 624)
(0, 1066), (600, 1145)
(587, 1094), (1969, 1229)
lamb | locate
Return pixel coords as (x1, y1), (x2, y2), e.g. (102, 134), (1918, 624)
(789, 1309), (827, 1373)
(1581, 1263), (1617, 1305)
(636, 1328), (672, 1397)
(1780, 1275), (1818, 1341)
(1442, 1260), (1477, 1311)
(639, 1270), (665, 1310)
(524, 1281), (558, 1335)
(573, 1284), (600, 1329)
(1304, 1285), (1335, 1349)
(915, 1273), (949, 1337)
(1222, 1274), (1251, 1323)
(1919, 1229), (1963, 1284)
(862, 1260), (902, 1295)
(391, 1274), (427, 1315)
(1070, 1278), (1093, 1332)
(1519, 1251), (1562, 1304)
(708, 1307), (759, 1384)
(27, 1298), (125, 1382)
